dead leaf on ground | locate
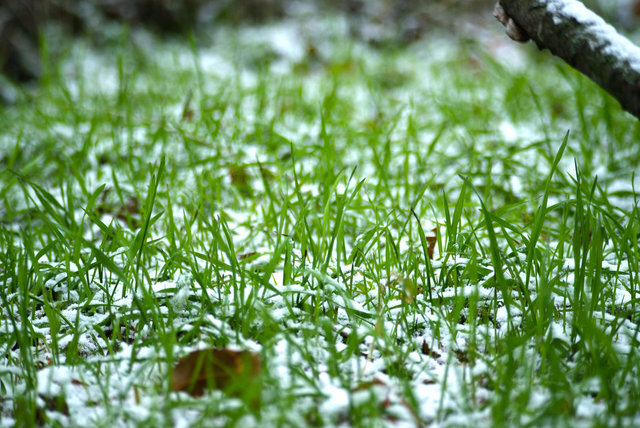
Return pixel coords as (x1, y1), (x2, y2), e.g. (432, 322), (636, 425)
(352, 378), (387, 392)
(426, 227), (438, 259)
(181, 90), (195, 121)
(170, 348), (262, 407)
(228, 165), (253, 197)
(96, 187), (141, 227)
(237, 251), (257, 260)
(421, 340), (441, 359)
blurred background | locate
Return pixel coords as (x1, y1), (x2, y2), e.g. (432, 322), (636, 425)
(1, 0), (639, 86)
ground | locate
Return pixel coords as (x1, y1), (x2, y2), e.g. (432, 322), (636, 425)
(1, 10), (640, 427)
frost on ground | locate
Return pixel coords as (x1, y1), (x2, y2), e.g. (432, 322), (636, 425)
(1, 14), (640, 427)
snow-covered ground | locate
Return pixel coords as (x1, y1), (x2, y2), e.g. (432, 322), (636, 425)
(1, 12), (640, 427)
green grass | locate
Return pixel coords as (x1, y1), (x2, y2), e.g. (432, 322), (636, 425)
(1, 19), (640, 427)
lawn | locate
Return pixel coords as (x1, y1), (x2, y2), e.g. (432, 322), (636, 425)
(1, 12), (640, 427)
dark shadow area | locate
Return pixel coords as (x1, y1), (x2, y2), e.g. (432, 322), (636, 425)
(0, 0), (495, 86)
(1, 0), (638, 89)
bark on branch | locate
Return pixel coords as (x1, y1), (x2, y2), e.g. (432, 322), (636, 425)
(495, 0), (640, 120)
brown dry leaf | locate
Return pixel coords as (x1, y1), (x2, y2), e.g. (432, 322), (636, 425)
(182, 108), (195, 121)
(115, 196), (140, 224)
(228, 165), (253, 197)
(426, 227), (438, 259)
(421, 340), (441, 359)
(95, 187), (140, 228)
(352, 378), (387, 392)
(237, 251), (257, 260)
(70, 378), (86, 387)
(170, 348), (261, 407)
(181, 90), (195, 121)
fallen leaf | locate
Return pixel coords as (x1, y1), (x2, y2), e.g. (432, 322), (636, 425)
(454, 349), (470, 364)
(181, 90), (195, 121)
(237, 251), (257, 260)
(426, 227), (438, 259)
(228, 165), (253, 197)
(170, 348), (261, 407)
(421, 340), (441, 359)
(352, 378), (387, 392)
(116, 196), (140, 223)
(70, 378), (86, 387)
(96, 187), (140, 228)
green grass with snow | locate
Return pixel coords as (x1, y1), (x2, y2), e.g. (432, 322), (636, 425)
(1, 18), (640, 427)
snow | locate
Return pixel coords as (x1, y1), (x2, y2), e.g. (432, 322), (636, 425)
(1, 10), (640, 428)
(545, 0), (640, 73)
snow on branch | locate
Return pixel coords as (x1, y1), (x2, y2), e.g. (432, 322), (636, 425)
(495, 0), (640, 120)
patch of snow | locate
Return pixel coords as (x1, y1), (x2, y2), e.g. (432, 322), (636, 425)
(546, 0), (640, 73)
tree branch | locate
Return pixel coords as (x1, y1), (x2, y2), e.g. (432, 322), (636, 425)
(496, 0), (640, 120)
